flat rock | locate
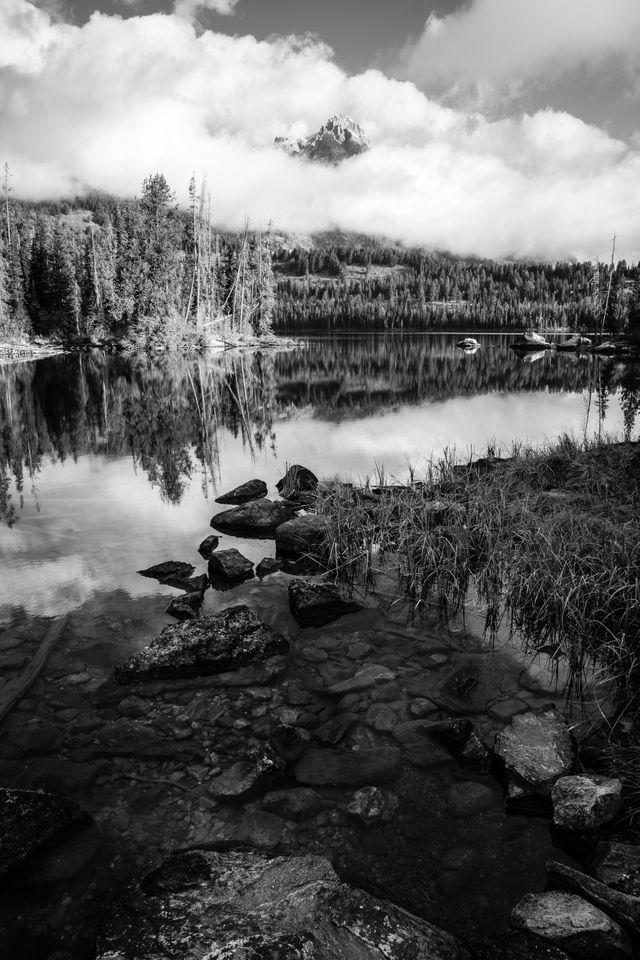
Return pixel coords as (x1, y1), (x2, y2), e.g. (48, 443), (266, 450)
(113, 605), (288, 683)
(293, 747), (402, 787)
(347, 786), (399, 827)
(197, 535), (219, 559)
(211, 499), (299, 538)
(208, 549), (254, 587)
(447, 782), (498, 817)
(0, 787), (92, 878)
(288, 578), (363, 628)
(546, 859), (640, 940)
(495, 707), (574, 798)
(552, 774), (622, 831)
(215, 478), (268, 505)
(510, 891), (631, 959)
(97, 849), (470, 960)
(275, 514), (330, 561)
(138, 560), (194, 582)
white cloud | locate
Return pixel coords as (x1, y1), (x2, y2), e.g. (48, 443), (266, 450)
(1, 1), (640, 262)
(402, 0), (640, 106)
(173, 0), (240, 20)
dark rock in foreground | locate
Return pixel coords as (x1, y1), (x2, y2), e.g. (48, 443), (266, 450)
(288, 578), (363, 627)
(276, 463), (319, 499)
(211, 499), (300, 538)
(0, 787), (92, 878)
(545, 859), (640, 939)
(275, 514), (330, 561)
(256, 557), (282, 578)
(197, 535), (219, 559)
(215, 478), (268, 505)
(207, 548), (254, 587)
(113, 605), (288, 683)
(98, 849), (469, 960)
(166, 591), (203, 620)
(510, 890), (631, 959)
(138, 560), (195, 582)
(293, 747), (402, 786)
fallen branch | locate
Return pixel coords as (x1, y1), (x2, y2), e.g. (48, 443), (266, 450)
(0, 615), (69, 723)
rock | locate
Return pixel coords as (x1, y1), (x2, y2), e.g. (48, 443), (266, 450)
(293, 747), (402, 787)
(275, 514), (330, 561)
(260, 788), (326, 821)
(288, 578), (363, 627)
(518, 661), (559, 694)
(28, 824), (99, 884)
(423, 718), (473, 755)
(276, 463), (319, 498)
(409, 698), (439, 718)
(197, 535), (219, 559)
(114, 605), (288, 683)
(487, 698), (530, 721)
(269, 722), (305, 763)
(494, 707), (574, 798)
(166, 591), (203, 620)
(256, 557), (282, 578)
(314, 713), (358, 745)
(98, 849), (469, 960)
(546, 859), (640, 940)
(209, 744), (285, 801)
(457, 338), (480, 350)
(235, 810), (285, 849)
(211, 499), (299, 538)
(480, 930), (574, 960)
(447, 782), (498, 818)
(510, 891), (632, 959)
(138, 560), (195, 582)
(509, 331), (551, 350)
(325, 664), (396, 696)
(10, 720), (62, 756)
(164, 573), (210, 592)
(392, 721), (452, 768)
(0, 787), (92, 878)
(459, 732), (492, 775)
(552, 774), (622, 831)
(437, 847), (483, 896)
(423, 500), (467, 527)
(346, 786), (399, 827)
(215, 478), (268, 504)
(556, 335), (592, 351)
(364, 703), (398, 732)
(207, 548), (254, 587)
(592, 842), (640, 896)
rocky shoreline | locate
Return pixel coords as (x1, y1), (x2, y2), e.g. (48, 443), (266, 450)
(1, 464), (639, 959)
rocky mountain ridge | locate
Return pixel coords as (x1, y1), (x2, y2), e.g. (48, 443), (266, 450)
(275, 114), (369, 164)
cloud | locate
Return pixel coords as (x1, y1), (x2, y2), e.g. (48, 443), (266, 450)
(173, 0), (239, 20)
(402, 0), (640, 107)
(1, 0), (640, 262)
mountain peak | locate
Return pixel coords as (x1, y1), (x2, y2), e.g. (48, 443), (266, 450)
(275, 115), (369, 164)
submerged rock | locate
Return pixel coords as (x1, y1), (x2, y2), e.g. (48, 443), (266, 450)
(138, 560), (195, 582)
(495, 707), (574, 798)
(288, 578), (363, 627)
(197, 535), (219, 559)
(0, 787), (93, 879)
(260, 788), (326, 821)
(346, 786), (400, 827)
(510, 890), (632, 959)
(552, 774), (622, 831)
(209, 744), (285, 802)
(211, 499), (300, 538)
(215, 478), (268, 505)
(113, 605), (288, 683)
(98, 849), (469, 960)
(207, 548), (254, 587)
(293, 747), (402, 786)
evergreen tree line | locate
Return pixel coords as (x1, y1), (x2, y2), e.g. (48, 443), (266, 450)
(273, 245), (640, 334)
(0, 171), (275, 348)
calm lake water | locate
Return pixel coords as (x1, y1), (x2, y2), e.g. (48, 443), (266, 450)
(0, 332), (637, 957)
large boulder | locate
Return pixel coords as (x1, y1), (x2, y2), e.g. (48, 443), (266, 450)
(551, 774), (622, 831)
(208, 548), (254, 587)
(98, 849), (469, 960)
(211, 499), (300, 538)
(275, 514), (330, 561)
(494, 707), (574, 798)
(197, 535), (219, 559)
(215, 479), (268, 505)
(288, 578), (363, 627)
(294, 747), (402, 787)
(113, 605), (288, 683)
(510, 891), (632, 959)
(509, 331), (551, 350)
(0, 787), (93, 879)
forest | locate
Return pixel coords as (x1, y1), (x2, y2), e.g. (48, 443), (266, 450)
(1, 171), (640, 343)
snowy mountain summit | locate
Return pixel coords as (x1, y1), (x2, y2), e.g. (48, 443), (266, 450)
(275, 115), (369, 164)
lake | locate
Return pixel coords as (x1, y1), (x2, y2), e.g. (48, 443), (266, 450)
(0, 332), (637, 958)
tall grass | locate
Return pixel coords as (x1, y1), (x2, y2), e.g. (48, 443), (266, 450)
(318, 435), (640, 710)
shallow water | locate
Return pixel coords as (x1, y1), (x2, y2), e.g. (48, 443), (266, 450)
(0, 332), (636, 957)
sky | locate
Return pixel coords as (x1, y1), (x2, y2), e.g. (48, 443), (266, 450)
(3, 0), (640, 261)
